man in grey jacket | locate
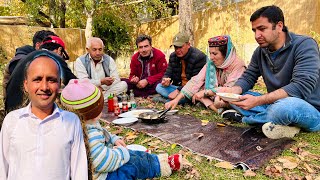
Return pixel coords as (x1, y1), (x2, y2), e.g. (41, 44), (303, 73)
(220, 5), (320, 139)
(74, 37), (127, 101)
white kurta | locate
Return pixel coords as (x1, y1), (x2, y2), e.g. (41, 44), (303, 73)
(0, 103), (88, 180)
(74, 54), (127, 100)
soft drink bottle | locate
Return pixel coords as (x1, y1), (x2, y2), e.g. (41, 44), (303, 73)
(113, 95), (120, 116)
(107, 93), (114, 112)
(122, 92), (128, 112)
(130, 89), (137, 109)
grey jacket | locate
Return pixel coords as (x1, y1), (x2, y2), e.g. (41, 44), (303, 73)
(78, 53), (110, 78)
(236, 32), (320, 111)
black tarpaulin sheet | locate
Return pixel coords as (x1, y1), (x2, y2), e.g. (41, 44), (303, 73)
(101, 111), (294, 170)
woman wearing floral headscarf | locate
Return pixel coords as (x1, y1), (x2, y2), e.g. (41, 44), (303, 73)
(165, 35), (246, 113)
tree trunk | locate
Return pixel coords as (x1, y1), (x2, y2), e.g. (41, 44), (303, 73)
(178, 0), (193, 46)
(85, 12), (93, 40)
(60, 0), (67, 28)
(49, 0), (56, 28)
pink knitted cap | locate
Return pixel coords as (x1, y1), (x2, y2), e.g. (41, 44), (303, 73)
(60, 79), (104, 120)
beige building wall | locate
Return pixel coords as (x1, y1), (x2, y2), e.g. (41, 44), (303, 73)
(0, 25), (86, 63)
(136, 0), (320, 64)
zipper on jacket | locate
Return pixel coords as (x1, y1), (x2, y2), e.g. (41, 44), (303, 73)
(263, 50), (276, 73)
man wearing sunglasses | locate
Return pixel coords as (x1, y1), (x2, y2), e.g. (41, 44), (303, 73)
(154, 32), (207, 104)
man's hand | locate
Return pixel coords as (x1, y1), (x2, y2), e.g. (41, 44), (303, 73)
(136, 79), (148, 89)
(114, 139), (126, 147)
(192, 90), (205, 104)
(168, 89), (179, 99)
(165, 99), (179, 109)
(161, 77), (171, 87)
(231, 94), (260, 110)
(130, 75), (139, 84)
(101, 77), (114, 86)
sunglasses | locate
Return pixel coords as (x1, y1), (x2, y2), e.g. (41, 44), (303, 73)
(208, 36), (228, 47)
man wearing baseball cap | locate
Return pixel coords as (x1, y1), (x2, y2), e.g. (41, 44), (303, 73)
(155, 32), (207, 104)
(40, 35), (70, 60)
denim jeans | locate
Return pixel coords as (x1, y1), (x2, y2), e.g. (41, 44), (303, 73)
(155, 84), (189, 104)
(231, 91), (320, 132)
(106, 150), (161, 180)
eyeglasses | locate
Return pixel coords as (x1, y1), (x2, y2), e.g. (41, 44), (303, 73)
(208, 36), (228, 47)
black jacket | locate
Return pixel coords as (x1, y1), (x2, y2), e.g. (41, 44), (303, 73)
(2, 45), (35, 101)
(164, 47), (207, 90)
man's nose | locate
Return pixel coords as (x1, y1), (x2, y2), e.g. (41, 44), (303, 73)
(40, 80), (49, 90)
(255, 31), (262, 39)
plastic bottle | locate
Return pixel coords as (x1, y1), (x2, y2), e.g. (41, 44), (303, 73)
(113, 95), (120, 116)
(122, 92), (128, 112)
(130, 89), (137, 109)
(107, 93), (114, 112)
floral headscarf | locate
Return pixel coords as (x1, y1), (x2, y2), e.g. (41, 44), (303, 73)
(205, 35), (235, 93)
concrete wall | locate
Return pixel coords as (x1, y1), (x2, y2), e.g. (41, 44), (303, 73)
(0, 25), (86, 63)
(136, 0), (320, 64)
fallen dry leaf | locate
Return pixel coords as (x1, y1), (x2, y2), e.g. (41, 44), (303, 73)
(264, 165), (282, 178)
(200, 110), (210, 115)
(277, 156), (299, 170)
(182, 157), (193, 168)
(216, 123), (226, 127)
(110, 127), (123, 135)
(125, 132), (138, 141)
(201, 120), (209, 126)
(147, 139), (162, 147)
(194, 155), (202, 162)
(303, 163), (315, 173)
(243, 170), (256, 177)
(183, 158), (200, 180)
(140, 137), (153, 144)
(305, 175), (313, 180)
(214, 161), (234, 169)
(171, 143), (177, 149)
(193, 133), (204, 139)
(273, 165), (283, 173)
(179, 149), (192, 157)
(146, 104), (155, 108)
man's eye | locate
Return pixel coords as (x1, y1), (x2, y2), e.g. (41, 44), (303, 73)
(33, 78), (41, 82)
(48, 79), (58, 83)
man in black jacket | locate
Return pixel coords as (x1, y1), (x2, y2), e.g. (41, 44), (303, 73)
(155, 32), (207, 104)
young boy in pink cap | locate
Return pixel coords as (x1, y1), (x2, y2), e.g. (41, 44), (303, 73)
(60, 79), (182, 180)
